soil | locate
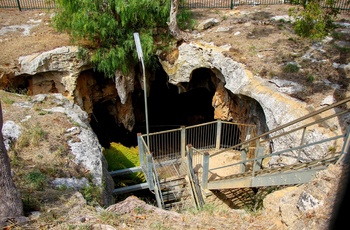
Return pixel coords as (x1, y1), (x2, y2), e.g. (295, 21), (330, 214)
(1, 5), (350, 106)
(0, 4), (349, 229)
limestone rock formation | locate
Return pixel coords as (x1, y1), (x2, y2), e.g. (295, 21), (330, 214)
(16, 46), (91, 100)
(160, 41), (342, 164)
(263, 163), (343, 229)
(1, 92), (114, 206)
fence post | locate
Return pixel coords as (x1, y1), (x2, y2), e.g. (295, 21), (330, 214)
(202, 152), (210, 189)
(146, 154), (154, 190)
(338, 125), (350, 164)
(253, 147), (264, 176)
(230, 0), (234, 9)
(181, 126), (186, 158)
(16, 0), (22, 11)
(137, 133), (144, 167)
(297, 127), (306, 162)
(215, 120), (222, 150)
(240, 149), (247, 173)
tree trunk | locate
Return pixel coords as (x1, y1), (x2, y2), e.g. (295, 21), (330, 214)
(0, 101), (24, 220)
(168, 0), (189, 41)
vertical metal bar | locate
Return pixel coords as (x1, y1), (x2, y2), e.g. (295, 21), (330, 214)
(253, 147), (264, 172)
(137, 133), (144, 167)
(146, 154), (154, 190)
(202, 152), (210, 189)
(152, 172), (163, 209)
(186, 149), (200, 209)
(16, 0), (21, 11)
(240, 150), (247, 173)
(133, 33), (149, 147)
(338, 126), (350, 164)
(216, 120), (222, 149)
(298, 127), (307, 162)
(252, 139), (260, 177)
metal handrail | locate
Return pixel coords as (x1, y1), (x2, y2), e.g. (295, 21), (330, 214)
(213, 96), (350, 157)
(205, 97), (350, 188)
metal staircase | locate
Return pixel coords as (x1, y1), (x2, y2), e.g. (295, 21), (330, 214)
(112, 96), (350, 211)
(160, 176), (191, 210)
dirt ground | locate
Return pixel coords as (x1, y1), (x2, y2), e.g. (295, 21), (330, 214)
(0, 4), (349, 229)
(0, 8), (70, 67)
(1, 5), (350, 107)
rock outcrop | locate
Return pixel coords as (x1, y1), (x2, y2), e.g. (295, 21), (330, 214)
(15, 46), (91, 100)
(160, 41), (342, 164)
(1, 92), (114, 206)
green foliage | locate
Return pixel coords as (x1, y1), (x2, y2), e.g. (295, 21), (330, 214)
(289, 0), (339, 40)
(24, 170), (47, 191)
(1, 96), (15, 104)
(53, 0), (191, 78)
(104, 142), (140, 169)
(81, 183), (102, 205)
(307, 74), (315, 82)
(103, 142), (145, 184)
(283, 63), (300, 73)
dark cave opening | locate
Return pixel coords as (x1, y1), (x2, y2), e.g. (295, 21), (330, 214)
(89, 66), (216, 148)
(90, 101), (141, 148)
(147, 67), (216, 132)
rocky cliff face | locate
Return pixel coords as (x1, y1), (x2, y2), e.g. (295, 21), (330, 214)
(4, 37), (344, 162)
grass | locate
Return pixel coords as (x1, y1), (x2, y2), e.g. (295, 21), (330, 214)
(283, 63), (300, 73)
(1, 96), (15, 104)
(24, 170), (48, 191)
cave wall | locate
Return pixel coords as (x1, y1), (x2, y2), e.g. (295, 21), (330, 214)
(6, 42), (339, 160)
(159, 42), (311, 133)
(5, 44), (270, 147)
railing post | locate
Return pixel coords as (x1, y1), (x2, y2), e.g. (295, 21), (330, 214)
(137, 133), (144, 167)
(152, 172), (163, 209)
(181, 126), (186, 158)
(252, 140), (261, 177)
(202, 152), (210, 189)
(297, 127), (307, 162)
(187, 145), (193, 167)
(215, 120), (222, 150)
(240, 149), (247, 173)
(253, 147), (264, 172)
(146, 154), (154, 190)
(338, 125), (350, 164)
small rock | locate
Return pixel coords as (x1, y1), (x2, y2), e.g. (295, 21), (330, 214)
(320, 95), (335, 106)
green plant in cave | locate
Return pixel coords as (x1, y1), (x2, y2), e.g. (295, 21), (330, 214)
(53, 0), (193, 78)
(103, 142), (145, 185)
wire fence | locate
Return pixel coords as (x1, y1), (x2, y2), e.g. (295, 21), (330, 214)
(0, 0), (55, 10)
(1, 0), (349, 11)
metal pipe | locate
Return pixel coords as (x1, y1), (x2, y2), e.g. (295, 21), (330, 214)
(134, 32), (150, 146)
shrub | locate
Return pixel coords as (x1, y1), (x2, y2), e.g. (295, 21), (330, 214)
(289, 0), (339, 40)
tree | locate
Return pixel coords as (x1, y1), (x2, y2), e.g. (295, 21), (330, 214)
(289, 0), (339, 40)
(53, 0), (193, 78)
(168, 0), (190, 41)
(0, 101), (24, 224)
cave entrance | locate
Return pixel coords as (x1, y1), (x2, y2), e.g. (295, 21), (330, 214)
(87, 66), (217, 148)
(147, 67), (216, 132)
(85, 65), (268, 149)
